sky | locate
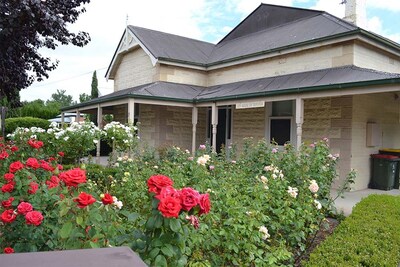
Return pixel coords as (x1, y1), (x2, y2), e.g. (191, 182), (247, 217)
(21, 0), (400, 102)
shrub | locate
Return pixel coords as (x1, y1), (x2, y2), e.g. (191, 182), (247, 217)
(0, 139), (122, 253)
(108, 139), (352, 266)
(4, 117), (50, 135)
(305, 194), (400, 266)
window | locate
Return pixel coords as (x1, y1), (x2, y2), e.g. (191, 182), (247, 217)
(268, 101), (293, 145)
(270, 118), (291, 145)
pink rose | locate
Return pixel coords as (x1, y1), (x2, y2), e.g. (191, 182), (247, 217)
(25, 211), (44, 226)
(158, 196), (181, 218)
(155, 186), (180, 200)
(147, 175), (173, 194)
(17, 202), (33, 215)
(74, 192), (96, 208)
(180, 187), (200, 211)
(26, 157), (40, 169)
(60, 168), (87, 187)
(9, 161), (24, 173)
(198, 193), (211, 215)
(28, 181), (39, 194)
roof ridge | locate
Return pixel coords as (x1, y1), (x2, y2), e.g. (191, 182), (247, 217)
(128, 25), (215, 46)
(320, 12), (358, 31)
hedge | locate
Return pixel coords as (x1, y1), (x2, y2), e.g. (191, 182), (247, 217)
(304, 194), (400, 266)
(4, 117), (51, 135)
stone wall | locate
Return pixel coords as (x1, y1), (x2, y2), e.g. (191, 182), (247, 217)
(159, 64), (208, 87)
(303, 96), (353, 189)
(351, 93), (400, 190)
(208, 43), (354, 86)
(353, 42), (400, 74)
(113, 48), (157, 91)
(232, 107), (266, 150)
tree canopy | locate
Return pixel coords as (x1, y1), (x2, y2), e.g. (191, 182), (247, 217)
(0, 0), (91, 107)
(47, 89), (76, 108)
(91, 70), (99, 99)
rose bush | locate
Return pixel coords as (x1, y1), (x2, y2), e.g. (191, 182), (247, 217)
(0, 138), (123, 253)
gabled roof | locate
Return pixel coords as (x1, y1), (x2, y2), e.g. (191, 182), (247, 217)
(218, 3), (323, 43)
(128, 26), (214, 65)
(68, 65), (400, 111)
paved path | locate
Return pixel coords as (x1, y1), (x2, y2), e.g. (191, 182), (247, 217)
(332, 189), (400, 216)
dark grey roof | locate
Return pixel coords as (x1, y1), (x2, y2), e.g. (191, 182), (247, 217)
(208, 13), (356, 63)
(126, 4), (361, 67)
(197, 65), (400, 100)
(129, 26), (214, 65)
(218, 4), (323, 43)
(65, 66), (400, 110)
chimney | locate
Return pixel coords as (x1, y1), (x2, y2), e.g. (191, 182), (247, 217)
(343, 0), (367, 28)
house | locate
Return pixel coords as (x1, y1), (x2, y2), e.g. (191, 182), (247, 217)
(62, 1), (400, 191)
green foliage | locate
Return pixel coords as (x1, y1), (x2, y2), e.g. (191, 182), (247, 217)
(16, 100), (60, 119)
(91, 71), (99, 99)
(105, 139), (352, 266)
(5, 117), (50, 135)
(47, 89), (76, 108)
(79, 93), (91, 103)
(0, 139), (122, 253)
(305, 194), (400, 266)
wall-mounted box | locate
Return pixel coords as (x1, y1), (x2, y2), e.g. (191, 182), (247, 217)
(366, 122), (382, 147)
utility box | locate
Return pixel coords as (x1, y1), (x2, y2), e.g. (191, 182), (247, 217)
(366, 122), (381, 147)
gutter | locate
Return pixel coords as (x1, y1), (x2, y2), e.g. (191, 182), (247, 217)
(194, 77), (400, 103)
(63, 77), (400, 111)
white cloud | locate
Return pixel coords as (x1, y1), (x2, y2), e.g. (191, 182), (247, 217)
(367, 0), (400, 12)
(367, 16), (382, 33)
(310, 0), (345, 18)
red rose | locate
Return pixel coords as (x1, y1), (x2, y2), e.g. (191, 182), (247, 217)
(58, 151), (65, 157)
(158, 196), (182, 218)
(1, 197), (14, 208)
(147, 175), (173, 194)
(11, 146), (18, 152)
(40, 161), (54, 171)
(0, 151), (9, 160)
(198, 193), (211, 215)
(28, 139), (43, 149)
(46, 176), (60, 189)
(9, 161), (24, 173)
(155, 186), (180, 200)
(101, 193), (114, 205)
(74, 192), (96, 208)
(3, 173), (14, 181)
(26, 158), (40, 169)
(1, 209), (17, 223)
(17, 202), (33, 215)
(4, 247), (14, 254)
(60, 168), (86, 187)
(180, 187), (200, 211)
(25, 211), (43, 226)
(28, 181), (39, 194)
(1, 182), (15, 193)
(57, 164), (63, 170)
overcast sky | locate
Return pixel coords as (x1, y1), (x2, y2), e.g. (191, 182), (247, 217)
(21, 0), (400, 102)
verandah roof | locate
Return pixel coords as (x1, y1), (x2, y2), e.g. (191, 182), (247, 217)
(63, 65), (400, 111)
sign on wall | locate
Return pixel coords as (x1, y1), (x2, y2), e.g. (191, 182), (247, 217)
(236, 101), (265, 109)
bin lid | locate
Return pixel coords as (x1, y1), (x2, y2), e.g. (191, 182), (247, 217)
(379, 148), (400, 153)
(371, 154), (399, 159)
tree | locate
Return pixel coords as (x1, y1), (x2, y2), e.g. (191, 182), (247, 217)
(91, 71), (99, 99)
(47, 89), (76, 108)
(79, 93), (91, 103)
(0, 0), (91, 107)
